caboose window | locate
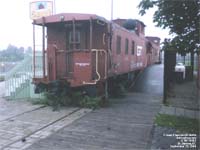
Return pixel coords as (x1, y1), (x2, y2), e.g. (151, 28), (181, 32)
(125, 38), (129, 54)
(116, 36), (121, 54)
(69, 31), (80, 49)
(131, 41), (135, 55)
(69, 31), (80, 43)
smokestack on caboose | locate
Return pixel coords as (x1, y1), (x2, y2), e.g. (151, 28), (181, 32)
(113, 19), (145, 36)
(145, 36), (160, 46)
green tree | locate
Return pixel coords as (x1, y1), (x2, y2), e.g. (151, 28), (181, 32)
(0, 44), (25, 62)
(25, 46), (33, 54)
(138, 0), (200, 71)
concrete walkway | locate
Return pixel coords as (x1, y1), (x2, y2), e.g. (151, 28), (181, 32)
(132, 64), (163, 96)
(167, 81), (199, 110)
(160, 105), (199, 119)
(163, 80), (199, 119)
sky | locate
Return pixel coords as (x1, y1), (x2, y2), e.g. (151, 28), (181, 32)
(0, 0), (171, 50)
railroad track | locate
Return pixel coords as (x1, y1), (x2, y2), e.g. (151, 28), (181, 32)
(0, 105), (46, 123)
(0, 106), (91, 150)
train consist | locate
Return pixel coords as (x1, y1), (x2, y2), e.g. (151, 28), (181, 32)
(32, 13), (160, 97)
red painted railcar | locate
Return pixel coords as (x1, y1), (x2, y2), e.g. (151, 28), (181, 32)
(32, 13), (160, 96)
(198, 55), (200, 89)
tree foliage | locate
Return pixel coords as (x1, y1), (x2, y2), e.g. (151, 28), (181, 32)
(0, 45), (32, 62)
(138, 0), (200, 54)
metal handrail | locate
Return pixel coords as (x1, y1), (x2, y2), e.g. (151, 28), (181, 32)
(5, 55), (32, 99)
(5, 53), (43, 100)
(83, 49), (107, 85)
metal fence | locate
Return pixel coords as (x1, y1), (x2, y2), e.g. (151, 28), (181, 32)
(4, 52), (43, 100)
(176, 53), (198, 71)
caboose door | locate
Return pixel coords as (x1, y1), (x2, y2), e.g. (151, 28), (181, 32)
(65, 24), (81, 78)
(64, 20), (94, 85)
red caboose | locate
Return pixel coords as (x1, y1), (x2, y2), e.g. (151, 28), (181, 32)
(32, 13), (160, 96)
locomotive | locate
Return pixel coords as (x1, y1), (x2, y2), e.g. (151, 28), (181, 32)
(32, 13), (160, 97)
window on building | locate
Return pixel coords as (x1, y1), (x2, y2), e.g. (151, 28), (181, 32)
(131, 41), (135, 55)
(116, 36), (121, 54)
(125, 38), (129, 54)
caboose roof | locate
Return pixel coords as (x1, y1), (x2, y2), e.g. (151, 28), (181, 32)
(33, 13), (109, 25)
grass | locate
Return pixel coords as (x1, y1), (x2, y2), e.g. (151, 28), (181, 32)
(155, 114), (199, 133)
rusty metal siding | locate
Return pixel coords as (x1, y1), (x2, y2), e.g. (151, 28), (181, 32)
(47, 26), (67, 80)
(91, 22), (108, 80)
(72, 52), (92, 86)
(198, 54), (200, 88)
(111, 24), (147, 75)
(92, 23), (106, 49)
(47, 26), (66, 49)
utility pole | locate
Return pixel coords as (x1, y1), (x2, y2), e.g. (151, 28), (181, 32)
(111, 0), (113, 21)
(53, 0), (56, 14)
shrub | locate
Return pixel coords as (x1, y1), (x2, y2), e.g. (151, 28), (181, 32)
(79, 96), (101, 109)
(32, 90), (103, 110)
